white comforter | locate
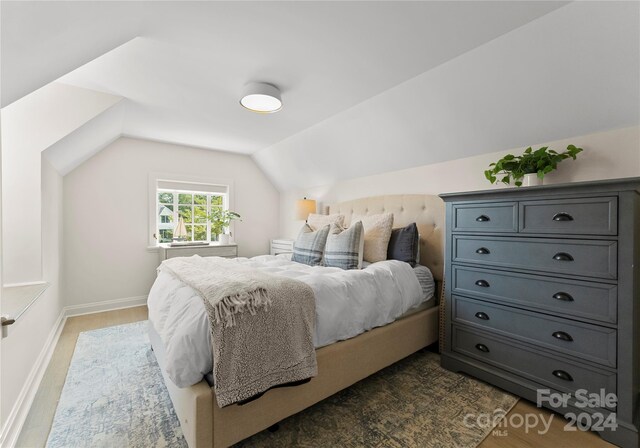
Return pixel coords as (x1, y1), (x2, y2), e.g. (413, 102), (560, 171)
(148, 255), (430, 388)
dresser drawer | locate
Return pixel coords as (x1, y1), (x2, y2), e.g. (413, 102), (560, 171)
(519, 197), (617, 236)
(452, 326), (617, 408)
(164, 245), (237, 259)
(451, 266), (617, 324)
(452, 295), (617, 367)
(452, 236), (617, 279)
(452, 202), (517, 233)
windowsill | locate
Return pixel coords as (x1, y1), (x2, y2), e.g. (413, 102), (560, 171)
(147, 242), (238, 252)
(1, 282), (50, 327)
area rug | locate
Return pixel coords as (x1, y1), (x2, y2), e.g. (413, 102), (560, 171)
(47, 321), (517, 448)
(46, 321), (186, 448)
(236, 351), (518, 448)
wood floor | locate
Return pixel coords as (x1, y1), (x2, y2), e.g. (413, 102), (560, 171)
(17, 306), (613, 448)
(479, 400), (613, 448)
(16, 306), (148, 448)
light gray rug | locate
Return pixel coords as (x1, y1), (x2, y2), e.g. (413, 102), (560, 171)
(48, 321), (517, 448)
(46, 321), (187, 448)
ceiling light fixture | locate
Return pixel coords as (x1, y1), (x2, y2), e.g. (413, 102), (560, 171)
(240, 82), (282, 113)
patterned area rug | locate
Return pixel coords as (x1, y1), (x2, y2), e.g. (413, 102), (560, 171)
(236, 351), (518, 448)
(47, 321), (517, 448)
(46, 321), (186, 448)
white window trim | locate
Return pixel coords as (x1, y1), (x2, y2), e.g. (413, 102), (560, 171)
(147, 172), (235, 250)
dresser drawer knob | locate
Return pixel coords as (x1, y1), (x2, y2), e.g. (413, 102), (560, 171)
(475, 312), (490, 320)
(476, 247), (490, 255)
(552, 331), (573, 342)
(552, 212), (574, 222)
(475, 215), (490, 222)
(475, 343), (490, 353)
(552, 252), (574, 262)
(553, 292), (574, 302)
(552, 370), (574, 382)
(475, 280), (490, 288)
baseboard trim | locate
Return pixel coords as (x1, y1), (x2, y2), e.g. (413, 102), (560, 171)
(64, 295), (148, 318)
(0, 295), (148, 447)
(0, 308), (65, 448)
(2, 280), (48, 288)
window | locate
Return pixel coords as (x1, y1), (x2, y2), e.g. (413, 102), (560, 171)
(156, 188), (227, 243)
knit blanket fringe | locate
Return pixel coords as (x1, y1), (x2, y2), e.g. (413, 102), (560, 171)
(158, 255), (275, 328)
(158, 255), (317, 406)
(212, 289), (271, 327)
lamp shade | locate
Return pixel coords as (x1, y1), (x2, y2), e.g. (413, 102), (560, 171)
(295, 198), (316, 221)
(240, 82), (282, 113)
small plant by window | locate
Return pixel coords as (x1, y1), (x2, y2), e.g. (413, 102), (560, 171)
(208, 209), (242, 240)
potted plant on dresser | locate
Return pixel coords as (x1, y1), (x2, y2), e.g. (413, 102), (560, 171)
(209, 209), (242, 244)
(485, 144), (583, 187)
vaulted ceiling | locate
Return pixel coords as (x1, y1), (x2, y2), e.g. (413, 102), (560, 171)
(2, 1), (638, 188)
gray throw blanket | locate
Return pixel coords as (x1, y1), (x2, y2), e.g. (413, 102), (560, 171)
(160, 256), (317, 407)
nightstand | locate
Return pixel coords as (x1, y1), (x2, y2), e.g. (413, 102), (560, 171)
(270, 239), (294, 255)
(158, 243), (238, 261)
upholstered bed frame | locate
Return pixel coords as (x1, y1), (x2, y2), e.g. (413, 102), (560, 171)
(149, 194), (445, 447)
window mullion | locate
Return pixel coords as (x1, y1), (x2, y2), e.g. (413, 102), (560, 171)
(207, 194), (211, 242)
(174, 192), (178, 238)
(156, 187), (227, 244)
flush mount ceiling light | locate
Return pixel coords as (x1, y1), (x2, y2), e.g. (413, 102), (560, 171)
(240, 82), (282, 113)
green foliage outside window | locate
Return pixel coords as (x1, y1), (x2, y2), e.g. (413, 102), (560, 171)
(209, 209), (241, 238)
(158, 192), (173, 204)
(157, 190), (229, 243)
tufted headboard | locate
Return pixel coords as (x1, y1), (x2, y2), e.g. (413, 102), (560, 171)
(329, 195), (445, 282)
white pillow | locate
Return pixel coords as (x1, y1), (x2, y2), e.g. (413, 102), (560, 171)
(352, 212), (394, 263)
(307, 213), (345, 231)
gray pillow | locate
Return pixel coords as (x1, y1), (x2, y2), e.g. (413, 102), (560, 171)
(292, 224), (330, 266)
(324, 222), (364, 270)
(387, 223), (419, 267)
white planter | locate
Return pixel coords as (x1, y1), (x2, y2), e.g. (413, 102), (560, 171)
(218, 234), (230, 245)
(521, 173), (543, 187)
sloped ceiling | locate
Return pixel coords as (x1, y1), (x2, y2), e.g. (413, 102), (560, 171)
(56, 1), (568, 154)
(1, 82), (122, 157)
(255, 1), (640, 189)
(0, 1), (144, 107)
(2, 1), (566, 153)
(43, 99), (126, 175)
(2, 1), (638, 190)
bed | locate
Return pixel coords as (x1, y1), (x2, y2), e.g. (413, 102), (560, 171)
(148, 194), (444, 447)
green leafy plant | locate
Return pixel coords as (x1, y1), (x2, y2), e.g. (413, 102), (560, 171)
(208, 209), (242, 238)
(485, 144), (583, 187)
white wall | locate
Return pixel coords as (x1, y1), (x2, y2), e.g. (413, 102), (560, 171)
(63, 137), (280, 307)
(280, 126), (640, 238)
(0, 83), (121, 285)
(1, 158), (64, 437)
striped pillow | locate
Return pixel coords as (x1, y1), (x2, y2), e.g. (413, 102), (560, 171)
(292, 224), (330, 266)
(324, 222), (364, 270)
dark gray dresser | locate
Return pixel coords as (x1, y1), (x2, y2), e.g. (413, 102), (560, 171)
(440, 177), (640, 447)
